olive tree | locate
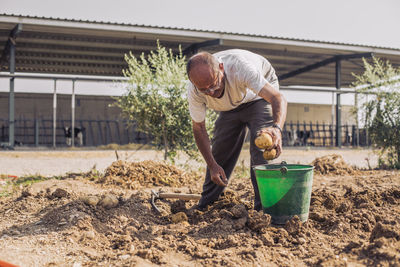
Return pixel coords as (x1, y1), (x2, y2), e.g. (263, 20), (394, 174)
(114, 42), (216, 161)
(352, 57), (400, 169)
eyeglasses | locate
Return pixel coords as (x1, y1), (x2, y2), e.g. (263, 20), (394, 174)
(194, 71), (221, 94)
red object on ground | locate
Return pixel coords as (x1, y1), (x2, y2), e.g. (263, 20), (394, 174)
(0, 260), (19, 267)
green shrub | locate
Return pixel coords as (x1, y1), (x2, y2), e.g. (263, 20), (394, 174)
(352, 57), (400, 169)
(114, 41), (216, 161)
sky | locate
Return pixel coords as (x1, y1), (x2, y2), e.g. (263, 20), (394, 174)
(1, 0), (400, 49)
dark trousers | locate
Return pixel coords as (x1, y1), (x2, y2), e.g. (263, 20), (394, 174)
(198, 99), (273, 211)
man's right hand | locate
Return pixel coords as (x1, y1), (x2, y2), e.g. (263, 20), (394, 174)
(192, 120), (228, 187)
(209, 163), (228, 187)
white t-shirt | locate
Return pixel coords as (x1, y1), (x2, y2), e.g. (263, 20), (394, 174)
(187, 49), (279, 122)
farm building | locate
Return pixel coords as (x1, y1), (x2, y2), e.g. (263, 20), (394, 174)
(1, 14), (400, 148)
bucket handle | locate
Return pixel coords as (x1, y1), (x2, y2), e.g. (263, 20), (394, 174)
(280, 161), (288, 174)
(280, 166), (288, 174)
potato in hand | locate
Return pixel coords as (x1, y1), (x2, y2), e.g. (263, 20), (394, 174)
(255, 132), (274, 150)
(263, 148), (277, 160)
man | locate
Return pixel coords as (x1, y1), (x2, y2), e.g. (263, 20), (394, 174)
(186, 49), (287, 211)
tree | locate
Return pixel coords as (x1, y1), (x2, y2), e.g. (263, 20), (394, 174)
(114, 42), (216, 161)
(352, 57), (400, 169)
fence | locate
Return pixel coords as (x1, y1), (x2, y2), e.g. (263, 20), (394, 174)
(282, 121), (368, 147)
(1, 118), (369, 148)
(0, 118), (149, 147)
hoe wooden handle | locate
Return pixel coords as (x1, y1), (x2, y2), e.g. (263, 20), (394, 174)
(158, 193), (201, 201)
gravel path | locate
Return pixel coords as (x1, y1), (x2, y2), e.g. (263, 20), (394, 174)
(0, 147), (378, 177)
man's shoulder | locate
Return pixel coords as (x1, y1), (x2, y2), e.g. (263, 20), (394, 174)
(215, 49), (268, 67)
(187, 81), (205, 102)
(214, 49), (244, 62)
(213, 49), (249, 56)
(214, 49), (263, 59)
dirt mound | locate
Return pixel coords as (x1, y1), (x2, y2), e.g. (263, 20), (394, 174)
(100, 160), (200, 189)
(1, 168), (400, 266)
(312, 154), (355, 175)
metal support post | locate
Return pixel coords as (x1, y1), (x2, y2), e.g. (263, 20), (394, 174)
(355, 93), (360, 147)
(331, 92), (334, 147)
(335, 59), (342, 147)
(34, 119), (39, 146)
(53, 79), (57, 148)
(71, 80), (76, 147)
(8, 41), (15, 147)
(365, 94), (369, 146)
(5, 24), (22, 148)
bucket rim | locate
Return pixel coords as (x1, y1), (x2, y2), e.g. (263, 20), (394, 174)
(252, 163), (314, 171)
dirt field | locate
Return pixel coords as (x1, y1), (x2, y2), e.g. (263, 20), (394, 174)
(1, 150), (399, 266)
(0, 147), (378, 177)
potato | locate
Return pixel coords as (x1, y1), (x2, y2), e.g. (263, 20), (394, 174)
(82, 195), (100, 206)
(170, 212), (188, 223)
(255, 132), (274, 149)
(99, 194), (119, 209)
(263, 148), (277, 160)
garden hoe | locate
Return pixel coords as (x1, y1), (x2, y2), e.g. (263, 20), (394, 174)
(150, 189), (201, 213)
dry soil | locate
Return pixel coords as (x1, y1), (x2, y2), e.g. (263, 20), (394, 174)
(0, 151), (398, 267)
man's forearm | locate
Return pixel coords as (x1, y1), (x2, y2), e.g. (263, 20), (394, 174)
(258, 83), (287, 128)
(192, 121), (217, 168)
(271, 93), (287, 129)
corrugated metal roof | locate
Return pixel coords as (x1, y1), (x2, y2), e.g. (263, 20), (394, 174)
(1, 13), (399, 87)
(2, 13), (399, 51)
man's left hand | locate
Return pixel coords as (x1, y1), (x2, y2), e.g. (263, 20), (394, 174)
(257, 126), (283, 158)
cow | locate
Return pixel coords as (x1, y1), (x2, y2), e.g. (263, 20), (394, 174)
(63, 127), (84, 146)
(285, 130), (312, 146)
(295, 130), (312, 146)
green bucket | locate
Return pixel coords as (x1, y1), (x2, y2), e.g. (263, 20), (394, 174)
(253, 162), (314, 225)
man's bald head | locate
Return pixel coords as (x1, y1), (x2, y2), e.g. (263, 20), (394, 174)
(186, 52), (220, 80)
